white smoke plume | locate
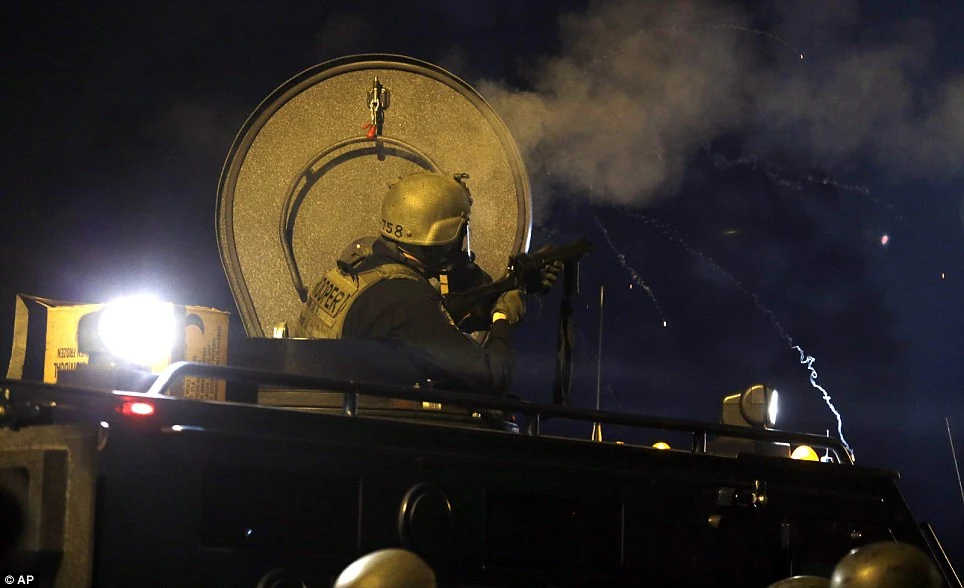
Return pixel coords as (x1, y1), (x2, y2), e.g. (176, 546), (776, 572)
(478, 0), (964, 208)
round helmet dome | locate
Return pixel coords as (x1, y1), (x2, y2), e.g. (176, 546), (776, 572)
(334, 548), (436, 588)
(830, 542), (941, 588)
(380, 171), (471, 247)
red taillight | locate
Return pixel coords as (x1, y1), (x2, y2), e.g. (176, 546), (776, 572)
(118, 399), (155, 416)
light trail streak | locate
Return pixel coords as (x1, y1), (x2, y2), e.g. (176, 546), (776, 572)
(792, 343), (854, 459)
(592, 212), (667, 326)
(698, 23), (805, 59)
(629, 211), (854, 459)
(709, 152), (922, 240)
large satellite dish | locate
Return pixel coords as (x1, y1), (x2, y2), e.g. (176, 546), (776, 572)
(217, 54), (532, 336)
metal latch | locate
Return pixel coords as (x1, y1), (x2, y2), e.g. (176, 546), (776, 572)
(717, 479), (768, 508)
(364, 76), (390, 139)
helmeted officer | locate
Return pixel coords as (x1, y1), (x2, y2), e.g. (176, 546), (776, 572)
(293, 171), (540, 395)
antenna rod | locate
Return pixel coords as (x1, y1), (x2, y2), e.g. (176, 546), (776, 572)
(947, 418), (964, 508)
(591, 285), (604, 442)
(595, 285), (604, 411)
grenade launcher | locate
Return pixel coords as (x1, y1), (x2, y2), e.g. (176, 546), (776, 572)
(444, 238), (593, 324)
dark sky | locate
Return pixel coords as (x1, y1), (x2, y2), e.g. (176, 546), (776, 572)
(2, 0), (963, 566)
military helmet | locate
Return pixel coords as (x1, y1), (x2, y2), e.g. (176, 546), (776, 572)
(333, 548), (436, 588)
(380, 171), (471, 247)
(830, 541), (942, 588)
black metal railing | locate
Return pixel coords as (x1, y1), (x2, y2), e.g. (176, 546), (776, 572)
(141, 361), (854, 464)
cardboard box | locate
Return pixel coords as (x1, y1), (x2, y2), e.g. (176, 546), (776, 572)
(5, 294), (230, 400)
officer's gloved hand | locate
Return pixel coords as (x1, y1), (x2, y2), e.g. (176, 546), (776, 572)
(533, 261), (564, 294)
(492, 289), (526, 325)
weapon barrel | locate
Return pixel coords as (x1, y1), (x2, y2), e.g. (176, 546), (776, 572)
(516, 239), (593, 269)
(444, 239), (593, 322)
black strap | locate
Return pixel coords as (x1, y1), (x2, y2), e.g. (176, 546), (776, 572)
(552, 260), (579, 406)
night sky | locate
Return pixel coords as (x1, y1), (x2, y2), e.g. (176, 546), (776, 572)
(2, 0), (963, 568)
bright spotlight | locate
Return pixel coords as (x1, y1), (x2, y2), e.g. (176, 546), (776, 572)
(722, 384), (779, 429)
(768, 389), (779, 427)
(711, 384), (787, 458)
(98, 295), (176, 367)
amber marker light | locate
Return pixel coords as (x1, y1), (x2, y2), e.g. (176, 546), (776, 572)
(790, 445), (819, 461)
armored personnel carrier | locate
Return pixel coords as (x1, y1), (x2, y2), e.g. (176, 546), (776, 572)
(1, 55), (959, 588)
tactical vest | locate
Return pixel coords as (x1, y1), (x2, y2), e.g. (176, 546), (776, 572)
(295, 263), (423, 339)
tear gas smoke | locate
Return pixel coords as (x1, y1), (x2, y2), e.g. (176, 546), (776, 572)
(478, 0), (964, 209)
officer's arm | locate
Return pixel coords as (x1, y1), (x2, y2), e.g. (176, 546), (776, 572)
(391, 284), (514, 395)
(445, 259), (496, 333)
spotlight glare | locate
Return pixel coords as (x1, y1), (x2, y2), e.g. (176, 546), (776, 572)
(768, 389), (779, 426)
(98, 295), (176, 367)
